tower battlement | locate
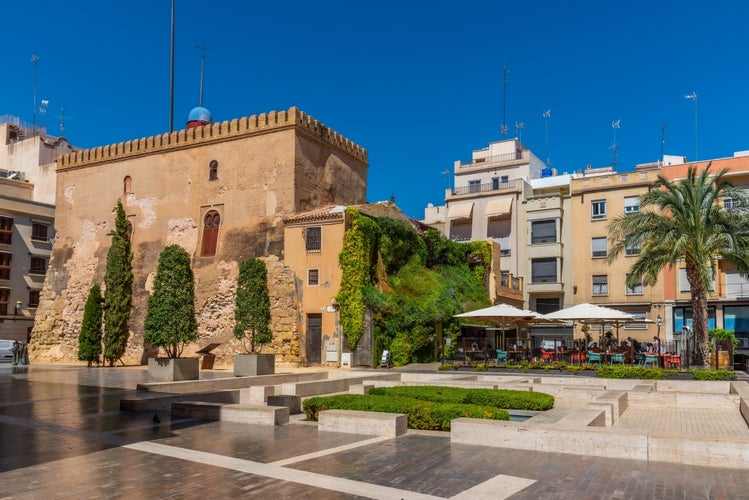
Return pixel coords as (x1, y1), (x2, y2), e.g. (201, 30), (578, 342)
(57, 107), (367, 170)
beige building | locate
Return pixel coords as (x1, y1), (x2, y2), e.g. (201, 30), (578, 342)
(0, 116), (74, 342)
(30, 107), (368, 365)
(569, 165), (665, 342)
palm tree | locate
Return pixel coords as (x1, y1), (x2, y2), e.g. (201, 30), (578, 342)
(608, 165), (749, 356)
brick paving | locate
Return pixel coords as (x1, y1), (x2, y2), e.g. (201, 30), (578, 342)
(1, 364), (748, 499)
(616, 406), (749, 438)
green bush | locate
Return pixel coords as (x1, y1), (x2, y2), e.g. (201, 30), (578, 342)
(689, 369), (736, 381)
(368, 386), (554, 411)
(302, 394), (509, 431)
(596, 365), (665, 379)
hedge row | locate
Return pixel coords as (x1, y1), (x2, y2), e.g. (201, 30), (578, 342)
(368, 386), (554, 411)
(302, 394), (509, 431)
(596, 366), (666, 379)
(690, 369), (736, 381)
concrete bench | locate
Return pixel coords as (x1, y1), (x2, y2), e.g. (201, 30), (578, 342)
(171, 401), (289, 425)
(267, 395), (301, 415)
(318, 410), (407, 437)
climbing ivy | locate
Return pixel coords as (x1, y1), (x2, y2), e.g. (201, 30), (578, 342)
(336, 209), (491, 365)
(337, 209), (380, 349)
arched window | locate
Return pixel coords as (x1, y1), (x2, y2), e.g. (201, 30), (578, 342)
(209, 160), (218, 181)
(123, 176), (132, 193)
(201, 210), (221, 256)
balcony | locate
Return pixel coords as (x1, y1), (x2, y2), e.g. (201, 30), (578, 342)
(456, 150), (528, 171)
(526, 281), (564, 294)
(448, 179), (522, 200)
(528, 242), (563, 259)
(496, 272), (523, 302)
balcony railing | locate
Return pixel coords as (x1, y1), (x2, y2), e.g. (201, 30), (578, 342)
(450, 179), (521, 197)
(456, 150), (527, 169)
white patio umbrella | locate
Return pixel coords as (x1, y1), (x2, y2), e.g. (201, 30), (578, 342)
(454, 304), (542, 350)
(542, 303), (634, 346)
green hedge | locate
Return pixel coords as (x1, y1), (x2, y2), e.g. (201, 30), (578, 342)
(596, 366), (665, 379)
(302, 394), (509, 431)
(368, 386), (554, 411)
(689, 369), (736, 381)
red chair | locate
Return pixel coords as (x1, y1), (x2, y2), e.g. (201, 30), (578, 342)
(570, 351), (586, 365)
(540, 349), (554, 363)
(666, 354), (682, 369)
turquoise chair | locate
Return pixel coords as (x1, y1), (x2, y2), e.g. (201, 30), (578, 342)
(610, 353), (625, 365)
(644, 353), (659, 367)
(495, 349), (508, 365)
(587, 351), (602, 365)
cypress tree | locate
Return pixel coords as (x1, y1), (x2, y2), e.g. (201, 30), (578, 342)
(103, 200), (133, 366)
(78, 284), (103, 367)
(144, 245), (198, 358)
(233, 258), (272, 353)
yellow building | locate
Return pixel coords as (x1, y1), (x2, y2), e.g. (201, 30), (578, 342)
(570, 166), (665, 343)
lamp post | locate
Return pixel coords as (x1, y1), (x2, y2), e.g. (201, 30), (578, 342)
(14, 301), (22, 316)
(656, 315), (662, 367)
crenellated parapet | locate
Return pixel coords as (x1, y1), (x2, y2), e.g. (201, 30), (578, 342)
(57, 107), (367, 171)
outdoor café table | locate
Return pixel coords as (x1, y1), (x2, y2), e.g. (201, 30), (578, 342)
(508, 350), (526, 362)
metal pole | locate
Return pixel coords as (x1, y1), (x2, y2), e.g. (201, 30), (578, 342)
(31, 55), (39, 135)
(169, 0), (175, 132)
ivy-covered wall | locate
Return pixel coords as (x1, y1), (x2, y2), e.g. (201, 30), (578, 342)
(337, 210), (491, 366)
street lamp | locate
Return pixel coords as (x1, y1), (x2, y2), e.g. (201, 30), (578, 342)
(14, 301), (22, 316)
(656, 315), (662, 362)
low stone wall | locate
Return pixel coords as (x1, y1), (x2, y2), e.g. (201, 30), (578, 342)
(319, 410), (407, 437)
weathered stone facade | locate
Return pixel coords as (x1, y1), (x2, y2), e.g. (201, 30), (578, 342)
(30, 107), (367, 365)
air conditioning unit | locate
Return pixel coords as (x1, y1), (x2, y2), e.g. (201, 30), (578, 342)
(6, 171), (25, 181)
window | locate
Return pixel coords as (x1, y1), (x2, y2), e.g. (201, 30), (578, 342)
(625, 274), (643, 294)
(673, 306), (716, 333)
(308, 269), (319, 286)
(123, 175), (132, 193)
(624, 196), (640, 214)
(28, 290), (40, 307)
(500, 175), (509, 184)
(531, 220), (556, 244)
(592, 275), (608, 295)
(591, 237), (608, 258)
(31, 223), (49, 241)
(625, 240), (641, 256)
(531, 258), (557, 283)
(0, 217), (12, 244)
(0, 252), (10, 280)
(0, 288), (8, 314)
(468, 180), (481, 193)
(305, 226), (322, 252)
(724, 198), (741, 209)
(209, 160), (218, 181)
(679, 267), (714, 292)
(30, 257), (47, 275)
(535, 297), (560, 315)
(624, 312), (647, 329)
(591, 200), (607, 220)
(201, 210), (221, 256)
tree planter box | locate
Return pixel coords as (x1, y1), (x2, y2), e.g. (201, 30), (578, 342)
(148, 358), (200, 382)
(234, 354), (275, 377)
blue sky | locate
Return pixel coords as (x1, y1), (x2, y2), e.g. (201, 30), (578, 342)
(3, 1), (749, 218)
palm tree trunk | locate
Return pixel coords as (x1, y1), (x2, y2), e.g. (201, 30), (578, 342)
(686, 262), (709, 365)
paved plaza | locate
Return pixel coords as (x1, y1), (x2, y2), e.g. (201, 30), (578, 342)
(1, 364), (749, 499)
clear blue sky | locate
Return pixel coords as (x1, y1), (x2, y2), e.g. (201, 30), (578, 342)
(3, 1), (749, 219)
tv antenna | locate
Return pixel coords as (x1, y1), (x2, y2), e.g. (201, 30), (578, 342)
(56, 106), (70, 135)
(195, 41), (212, 107)
(684, 92), (698, 160)
(501, 66), (509, 137)
(610, 119), (620, 168)
(442, 169), (451, 189)
(542, 109), (551, 166)
(515, 121), (524, 142)
(31, 55), (39, 135)
(660, 123), (667, 161)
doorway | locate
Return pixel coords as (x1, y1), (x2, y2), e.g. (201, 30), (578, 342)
(306, 313), (322, 364)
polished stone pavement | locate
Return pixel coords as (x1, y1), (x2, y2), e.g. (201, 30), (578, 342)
(1, 364), (748, 499)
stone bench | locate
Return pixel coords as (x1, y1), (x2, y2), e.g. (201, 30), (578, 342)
(171, 401), (289, 425)
(318, 410), (407, 437)
(267, 395), (301, 415)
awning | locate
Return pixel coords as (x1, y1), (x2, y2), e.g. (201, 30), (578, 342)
(447, 202), (474, 220)
(485, 198), (513, 219)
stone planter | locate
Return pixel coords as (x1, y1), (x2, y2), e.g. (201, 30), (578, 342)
(147, 357), (200, 382)
(234, 354), (275, 377)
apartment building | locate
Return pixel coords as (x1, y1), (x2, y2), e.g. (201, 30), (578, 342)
(0, 116), (73, 342)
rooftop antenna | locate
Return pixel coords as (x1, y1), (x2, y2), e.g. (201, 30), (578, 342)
(610, 119), (620, 168)
(543, 109), (551, 166)
(31, 55), (39, 135)
(39, 99), (49, 131)
(169, 0), (175, 132)
(442, 169), (451, 190)
(501, 66), (509, 137)
(56, 106), (70, 135)
(660, 123), (667, 161)
(515, 121), (524, 142)
(195, 41), (212, 107)
(684, 92), (698, 160)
